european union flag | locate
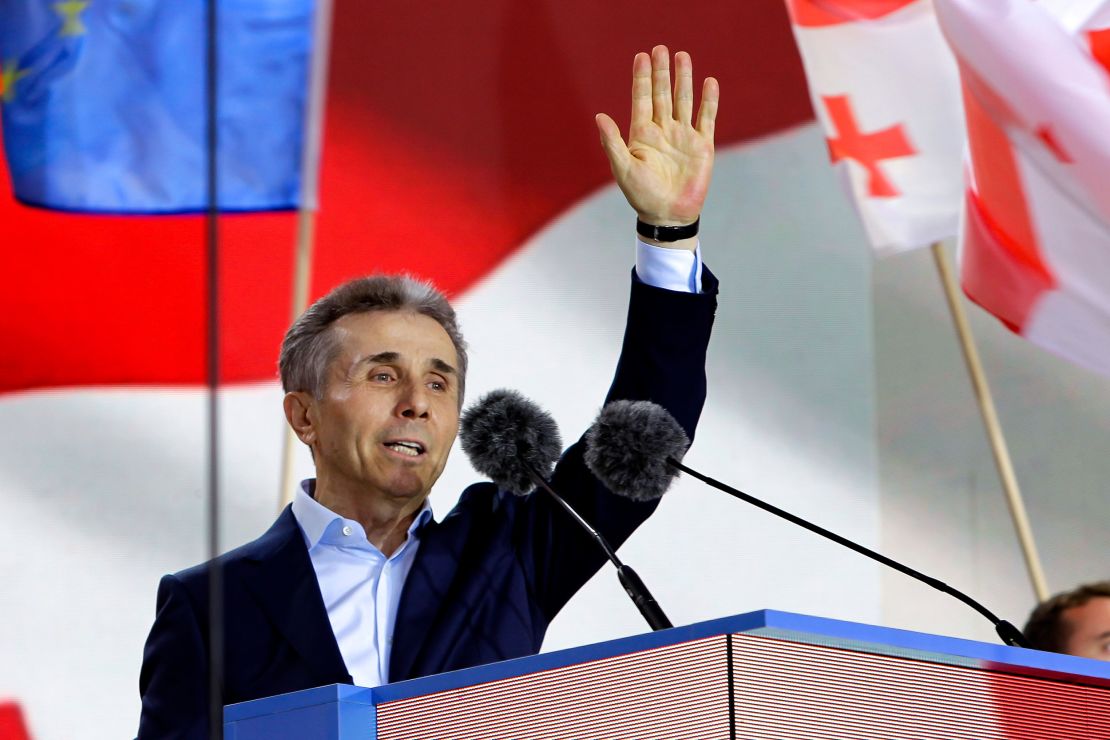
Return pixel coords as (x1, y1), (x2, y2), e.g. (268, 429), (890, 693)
(0, 0), (312, 213)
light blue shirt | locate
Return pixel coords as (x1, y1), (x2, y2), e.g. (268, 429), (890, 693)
(635, 238), (703, 293)
(290, 242), (700, 687)
(292, 481), (433, 688)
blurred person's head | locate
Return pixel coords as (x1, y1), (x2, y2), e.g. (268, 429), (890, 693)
(1023, 580), (1110, 660)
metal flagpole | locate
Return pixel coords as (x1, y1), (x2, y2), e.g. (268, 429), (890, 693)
(278, 0), (335, 512)
(929, 241), (1050, 601)
(204, 0), (224, 736)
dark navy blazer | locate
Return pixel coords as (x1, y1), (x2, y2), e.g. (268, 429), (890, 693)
(137, 270), (718, 738)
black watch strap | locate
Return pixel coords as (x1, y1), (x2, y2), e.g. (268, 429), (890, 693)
(636, 217), (699, 242)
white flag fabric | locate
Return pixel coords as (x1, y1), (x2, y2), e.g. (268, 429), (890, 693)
(785, 0), (965, 254)
(936, 0), (1110, 376)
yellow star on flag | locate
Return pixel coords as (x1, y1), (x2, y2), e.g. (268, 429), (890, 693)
(1, 61), (31, 103)
(54, 1), (91, 37)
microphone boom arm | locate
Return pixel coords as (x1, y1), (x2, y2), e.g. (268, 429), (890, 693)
(668, 458), (1030, 649)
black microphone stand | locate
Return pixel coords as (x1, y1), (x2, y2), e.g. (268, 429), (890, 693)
(524, 465), (673, 631)
(668, 458), (1030, 648)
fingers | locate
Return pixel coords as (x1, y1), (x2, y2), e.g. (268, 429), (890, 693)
(595, 113), (631, 173)
(630, 52), (652, 131)
(673, 51), (694, 125)
(630, 46), (715, 133)
(650, 45), (672, 125)
(696, 76), (719, 139)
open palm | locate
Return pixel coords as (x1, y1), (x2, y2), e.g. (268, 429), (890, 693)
(597, 46), (719, 229)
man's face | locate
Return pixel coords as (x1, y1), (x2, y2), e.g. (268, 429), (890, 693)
(1061, 597), (1110, 661)
(306, 309), (460, 504)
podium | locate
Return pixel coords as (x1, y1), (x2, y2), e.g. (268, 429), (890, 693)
(224, 609), (1110, 739)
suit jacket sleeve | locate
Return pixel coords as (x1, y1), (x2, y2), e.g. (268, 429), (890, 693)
(521, 266), (718, 621)
(137, 574), (208, 739)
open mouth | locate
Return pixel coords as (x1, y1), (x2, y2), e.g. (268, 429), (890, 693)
(384, 440), (425, 458)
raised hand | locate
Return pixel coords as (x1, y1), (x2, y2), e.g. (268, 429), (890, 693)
(596, 45), (719, 239)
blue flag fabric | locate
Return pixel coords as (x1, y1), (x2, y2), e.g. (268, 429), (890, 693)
(0, 0), (312, 213)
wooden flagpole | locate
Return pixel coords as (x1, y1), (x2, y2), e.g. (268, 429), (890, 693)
(929, 241), (1050, 601)
(278, 0), (334, 511)
(277, 209), (317, 510)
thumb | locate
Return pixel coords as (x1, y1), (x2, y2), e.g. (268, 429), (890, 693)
(595, 113), (631, 172)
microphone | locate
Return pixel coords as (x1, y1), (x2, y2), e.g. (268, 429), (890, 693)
(584, 400), (690, 501)
(459, 388), (563, 496)
(459, 389), (673, 631)
(584, 400), (1032, 649)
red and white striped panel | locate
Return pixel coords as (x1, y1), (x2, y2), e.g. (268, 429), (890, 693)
(730, 633), (1110, 738)
(375, 636), (729, 740)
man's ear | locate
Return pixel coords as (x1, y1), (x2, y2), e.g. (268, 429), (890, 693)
(284, 391), (317, 447)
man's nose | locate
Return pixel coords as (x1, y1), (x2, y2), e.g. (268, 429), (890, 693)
(395, 380), (430, 419)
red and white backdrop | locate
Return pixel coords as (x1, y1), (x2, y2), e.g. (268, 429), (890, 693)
(1, 2), (1108, 738)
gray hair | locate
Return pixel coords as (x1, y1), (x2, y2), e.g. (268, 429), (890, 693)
(279, 274), (468, 405)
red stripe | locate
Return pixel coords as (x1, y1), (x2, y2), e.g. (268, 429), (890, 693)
(0, 0), (813, 394)
(958, 75), (1055, 332)
(785, 0), (917, 28)
(0, 702), (30, 740)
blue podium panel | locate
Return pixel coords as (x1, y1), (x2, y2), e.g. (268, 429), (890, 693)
(224, 684), (376, 740)
(225, 610), (1110, 739)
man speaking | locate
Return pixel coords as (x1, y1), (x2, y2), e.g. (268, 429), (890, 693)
(138, 45), (720, 737)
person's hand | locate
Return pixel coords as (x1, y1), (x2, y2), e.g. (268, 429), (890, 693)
(596, 45), (718, 245)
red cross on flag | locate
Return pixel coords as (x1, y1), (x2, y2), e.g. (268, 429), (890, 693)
(785, 0), (965, 254)
(1041, 0), (1110, 61)
(936, 0), (1110, 377)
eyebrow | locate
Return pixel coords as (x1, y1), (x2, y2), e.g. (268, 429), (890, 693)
(429, 358), (458, 376)
(356, 351), (457, 377)
(364, 351), (400, 365)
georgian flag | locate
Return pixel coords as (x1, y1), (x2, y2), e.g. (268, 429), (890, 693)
(936, 0), (1110, 376)
(784, 0), (965, 253)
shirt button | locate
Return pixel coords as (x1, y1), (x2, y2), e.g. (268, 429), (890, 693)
(342, 525), (352, 536)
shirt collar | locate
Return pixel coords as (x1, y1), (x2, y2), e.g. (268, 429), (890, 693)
(292, 478), (433, 550)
